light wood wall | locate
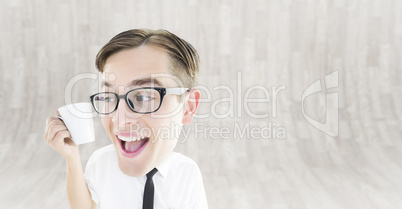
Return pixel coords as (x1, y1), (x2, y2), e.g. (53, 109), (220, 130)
(0, 0), (401, 208)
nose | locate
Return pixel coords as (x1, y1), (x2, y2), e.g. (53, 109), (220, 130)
(112, 98), (142, 129)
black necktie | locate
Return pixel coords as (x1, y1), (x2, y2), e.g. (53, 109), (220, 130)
(143, 168), (158, 209)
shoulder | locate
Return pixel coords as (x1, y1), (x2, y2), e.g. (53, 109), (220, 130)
(86, 144), (116, 168)
(170, 152), (198, 166)
(169, 152), (202, 177)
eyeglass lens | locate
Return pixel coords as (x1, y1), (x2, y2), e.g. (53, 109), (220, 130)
(92, 88), (162, 114)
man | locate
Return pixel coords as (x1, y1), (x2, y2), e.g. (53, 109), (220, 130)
(45, 29), (208, 209)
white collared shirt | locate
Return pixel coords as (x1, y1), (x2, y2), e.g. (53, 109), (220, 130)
(84, 145), (208, 209)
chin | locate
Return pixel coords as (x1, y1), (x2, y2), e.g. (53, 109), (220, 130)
(116, 142), (178, 177)
(113, 141), (154, 177)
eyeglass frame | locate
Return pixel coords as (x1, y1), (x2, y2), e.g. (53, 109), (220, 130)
(89, 87), (190, 115)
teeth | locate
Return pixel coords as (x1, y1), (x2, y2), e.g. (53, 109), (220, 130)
(118, 135), (145, 142)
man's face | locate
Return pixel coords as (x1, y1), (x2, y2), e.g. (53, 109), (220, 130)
(100, 45), (187, 177)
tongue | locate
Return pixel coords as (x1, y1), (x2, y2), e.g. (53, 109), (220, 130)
(124, 140), (144, 153)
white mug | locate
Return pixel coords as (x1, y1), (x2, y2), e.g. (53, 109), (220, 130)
(57, 102), (95, 145)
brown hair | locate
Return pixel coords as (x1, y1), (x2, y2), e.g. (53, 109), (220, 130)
(95, 29), (199, 88)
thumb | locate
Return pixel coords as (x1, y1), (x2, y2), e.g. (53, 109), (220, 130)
(56, 109), (61, 117)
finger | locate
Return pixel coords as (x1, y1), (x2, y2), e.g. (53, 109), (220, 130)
(46, 124), (66, 144)
(45, 117), (65, 140)
(46, 116), (63, 127)
(64, 137), (76, 146)
(56, 110), (61, 117)
(47, 124), (68, 142)
(47, 124), (69, 143)
(45, 117), (56, 140)
(51, 130), (72, 147)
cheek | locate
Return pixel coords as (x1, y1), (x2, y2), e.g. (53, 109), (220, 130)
(161, 138), (177, 152)
(156, 97), (185, 118)
(154, 136), (178, 155)
(147, 117), (183, 143)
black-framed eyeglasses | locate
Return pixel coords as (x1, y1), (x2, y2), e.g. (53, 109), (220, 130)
(90, 87), (189, 115)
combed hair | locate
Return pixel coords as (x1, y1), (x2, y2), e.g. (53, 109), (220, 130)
(95, 29), (199, 88)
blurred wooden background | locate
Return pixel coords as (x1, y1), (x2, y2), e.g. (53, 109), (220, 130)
(0, 0), (401, 208)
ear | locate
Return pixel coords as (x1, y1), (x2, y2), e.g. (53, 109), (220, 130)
(182, 89), (201, 124)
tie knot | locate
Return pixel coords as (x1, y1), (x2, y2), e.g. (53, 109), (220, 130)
(146, 168), (158, 179)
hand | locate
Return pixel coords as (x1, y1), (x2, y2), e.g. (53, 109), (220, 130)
(45, 110), (80, 160)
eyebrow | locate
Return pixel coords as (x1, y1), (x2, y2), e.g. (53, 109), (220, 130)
(101, 77), (163, 88)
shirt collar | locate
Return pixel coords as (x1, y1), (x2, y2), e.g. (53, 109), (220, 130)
(155, 152), (172, 179)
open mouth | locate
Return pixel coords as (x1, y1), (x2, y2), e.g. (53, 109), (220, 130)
(116, 135), (150, 156)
